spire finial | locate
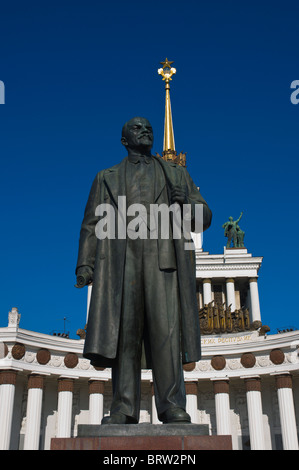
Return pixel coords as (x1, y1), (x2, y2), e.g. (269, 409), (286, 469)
(157, 59), (186, 166)
(158, 58), (176, 153)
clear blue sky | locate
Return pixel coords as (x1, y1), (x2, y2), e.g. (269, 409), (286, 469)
(0, 0), (298, 338)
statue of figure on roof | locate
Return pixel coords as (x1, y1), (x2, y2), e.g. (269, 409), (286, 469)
(222, 212), (245, 248)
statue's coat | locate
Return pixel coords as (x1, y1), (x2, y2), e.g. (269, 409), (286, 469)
(76, 155), (212, 368)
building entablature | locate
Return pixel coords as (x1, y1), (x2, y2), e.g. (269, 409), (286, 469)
(1, 327), (298, 383)
(196, 248), (263, 279)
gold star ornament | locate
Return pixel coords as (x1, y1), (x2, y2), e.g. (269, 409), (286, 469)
(158, 58), (176, 82)
(160, 58), (174, 69)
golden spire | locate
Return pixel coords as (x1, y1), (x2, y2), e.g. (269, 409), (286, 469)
(158, 58), (176, 153)
(157, 59), (186, 167)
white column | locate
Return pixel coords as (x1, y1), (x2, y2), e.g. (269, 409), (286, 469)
(203, 279), (212, 305)
(226, 278), (236, 312)
(88, 379), (104, 424)
(244, 377), (265, 450)
(275, 374), (299, 450)
(56, 378), (74, 438)
(0, 370), (17, 450)
(151, 383), (161, 423)
(191, 232), (202, 251)
(185, 382), (198, 423)
(249, 278), (261, 323)
(212, 379), (231, 435)
(24, 374), (44, 450)
(86, 284), (92, 322)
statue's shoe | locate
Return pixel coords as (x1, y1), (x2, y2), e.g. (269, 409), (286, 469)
(160, 407), (191, 424)
(101, 413), (137, 424)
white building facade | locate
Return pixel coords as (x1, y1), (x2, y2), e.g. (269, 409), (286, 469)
(0, 246), (298, 450)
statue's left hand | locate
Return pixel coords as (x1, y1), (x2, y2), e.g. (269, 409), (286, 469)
(171, 185), (187, 206)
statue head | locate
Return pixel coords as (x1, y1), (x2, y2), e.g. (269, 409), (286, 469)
(229, 216), (233, 221)
(121, 117), (153, 154)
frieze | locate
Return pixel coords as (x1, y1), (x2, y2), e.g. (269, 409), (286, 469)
(211, 355), (226, 370)
(79, 358), (92, 370)
(270, 348), (285, 365)
(24, 351), (35, 363)
(240, 353), (256, 368)
(227, 358), (241, 370)
(50, 355), (64, 368)
(0, 342), (8, 358)
(287, 348), (299, 364)
(201, 332), (256, 345)
(183, 362), (196, 372)
(36, 348), (51, 365)
(1, 333), (297, 380)
(196, 360), (210, 372)
(11, 343), (25, 360)
(257, 356), (271, 367)
(64, 353), (79, 369)
(196, 263), (261, 271)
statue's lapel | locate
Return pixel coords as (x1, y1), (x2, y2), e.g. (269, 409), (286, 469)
(154, 159), (166, 202)
(153, 155), (180, 201)
(103, 155), (180, 206)
(103, 157), (127, 207)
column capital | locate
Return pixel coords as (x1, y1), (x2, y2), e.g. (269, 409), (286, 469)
(275, 374), (293, 389)
(0, 369), (17, 385)
(226, 278), (235, 283)
(203, 278), (212, 284)
(185, 381), (198, 395)
(249, 277), (258, 283)
(212, 379), (229, 394)
(88, 379), (105, 395)
(244, 376), (261, 392)
(28, 374), (44, 390)
(58, 377), (75, 392)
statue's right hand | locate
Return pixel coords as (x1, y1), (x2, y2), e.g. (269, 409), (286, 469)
(75, 267), (93, 288)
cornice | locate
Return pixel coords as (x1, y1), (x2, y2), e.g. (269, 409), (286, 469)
(0, 328), (84, 353)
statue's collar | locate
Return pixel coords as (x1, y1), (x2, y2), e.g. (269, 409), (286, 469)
(127, 151), (153, 164)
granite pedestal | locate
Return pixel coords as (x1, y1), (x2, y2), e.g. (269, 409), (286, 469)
(51, 424), (232, 450)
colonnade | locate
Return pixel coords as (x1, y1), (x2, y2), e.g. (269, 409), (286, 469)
(0, 370), (297, 450)
(201, 277), (261, 322)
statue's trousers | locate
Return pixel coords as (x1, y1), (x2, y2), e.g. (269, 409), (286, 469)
(110, 236), (186, 422)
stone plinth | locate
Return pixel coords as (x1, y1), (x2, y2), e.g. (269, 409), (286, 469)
(78, 423), (209, 437)
(51, 424), (232, 450)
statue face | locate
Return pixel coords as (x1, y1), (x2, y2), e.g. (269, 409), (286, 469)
(121, 117), (153, 153)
